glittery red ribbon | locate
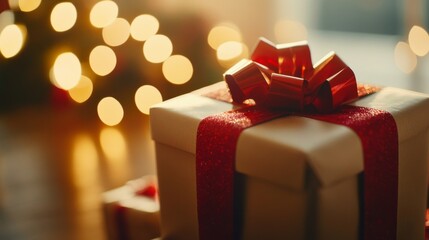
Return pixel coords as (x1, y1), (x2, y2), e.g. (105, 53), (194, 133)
(304, 106), (398, 240)
(196, 39), (398, 239)
(196, 105), (284, 240)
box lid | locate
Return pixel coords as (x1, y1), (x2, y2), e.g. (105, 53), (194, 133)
(150, 82), (429, 190)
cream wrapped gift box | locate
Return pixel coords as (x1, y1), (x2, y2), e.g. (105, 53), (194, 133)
(150, 81), (429, 240)
(103, 176), (161, 240)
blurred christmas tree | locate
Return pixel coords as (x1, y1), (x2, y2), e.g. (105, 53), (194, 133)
(0, 0), (223, 116)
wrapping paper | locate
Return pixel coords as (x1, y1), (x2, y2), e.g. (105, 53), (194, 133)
(151, 81), (429, 239)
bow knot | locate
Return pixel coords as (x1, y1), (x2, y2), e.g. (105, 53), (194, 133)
(224, 38), (358, 112)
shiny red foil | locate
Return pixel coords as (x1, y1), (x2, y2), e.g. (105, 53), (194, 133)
(224, 38), (359, 112)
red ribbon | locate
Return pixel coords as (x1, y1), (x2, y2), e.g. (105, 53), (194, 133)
(197, 105), (285, 240)
(196, 38), (398, 239)
(304, 106), (398, 240)
(224, 37), (358, 112)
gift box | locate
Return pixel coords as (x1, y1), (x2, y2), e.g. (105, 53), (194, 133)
(150, 40), (429, 239)
(102, 175), (161, 240)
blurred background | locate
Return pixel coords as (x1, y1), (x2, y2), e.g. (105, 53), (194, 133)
(0, 0), (428, 239)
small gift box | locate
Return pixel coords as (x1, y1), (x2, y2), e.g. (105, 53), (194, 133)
(102, 175), (161, 240)
(150, 39), (429, 240)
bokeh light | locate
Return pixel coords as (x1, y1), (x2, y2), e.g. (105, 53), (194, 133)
(99, 127), (127, 161)
(143, 34), (172, 63)
(52, 52), (82, 90)
(99, 127), (129, 182)
(207, 23), (242, 50)
(50, 2), (77, 32)
(134, 85), (162, 115)
(89, 0), (118, 28)
(408, 25), (429, 57)
(102, 17), (130, 47)
(18, 0), (41, 12)
(130, 14), (159, 41)
(48, 67), (59, 88)
(162, 55), (193, 84)
(274, 19), (308, 43)
(97, 97), (124, 126)
(0, 24), (26, 58)
(394, 41), (417, 74)
(89, 45), (117, 76)
(7, 0), (19, 9)
(216, 41), (249, 68)
(0, 10), (15, 31)
(68, 75), (93, 103)
(72, 134), (99, 188)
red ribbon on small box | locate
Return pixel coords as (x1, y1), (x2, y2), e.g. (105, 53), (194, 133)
(197, 38), (398, 240)
(115, 183), (158, 240)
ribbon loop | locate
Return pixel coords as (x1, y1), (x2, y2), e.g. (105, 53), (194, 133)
(224, 38), (359, 112)
(224, 59), (271, 104)
(276, 41), (313, 78)
(265, 73), (305, 110)
(251, 37), (280, 72)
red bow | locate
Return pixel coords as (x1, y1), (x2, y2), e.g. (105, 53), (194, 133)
(224, 38), (358, 112)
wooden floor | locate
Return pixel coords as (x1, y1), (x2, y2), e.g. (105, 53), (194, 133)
(1, 91), (429, 240)
(0, 104), (157, 240)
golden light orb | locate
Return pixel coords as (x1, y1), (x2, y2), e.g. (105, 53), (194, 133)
(50, 2), (77, 32)
(0, 24), (26, 58)
(207, 23), (242, 50)
(7, 0), (19, 9)
(68, 75), (93, 103)
(162, 55), (193, 84)
(143, 34), (173, 63)
(216, 41), (249, 68)
(102, 17), (130, 47)
(0, 10), (15, 31)
(52, 52), (82, 90)
(408, 25), (429, 57)
(134, 85), (163, 115)
(394, 41), (417, 74)
(97, 97), (124, 126)
(89, 45), (117, 76)
(89, 0), (118, 28)
(18, 0), (41, 12)
(130, 14), (159, 41)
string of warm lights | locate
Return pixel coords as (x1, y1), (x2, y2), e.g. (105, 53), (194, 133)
(0, 1), (372, 126)
(2, 1), (428, 126)
(394, 25), (429, 74)
(207, 22), (248, 68)
(0, 0), (196, 127)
